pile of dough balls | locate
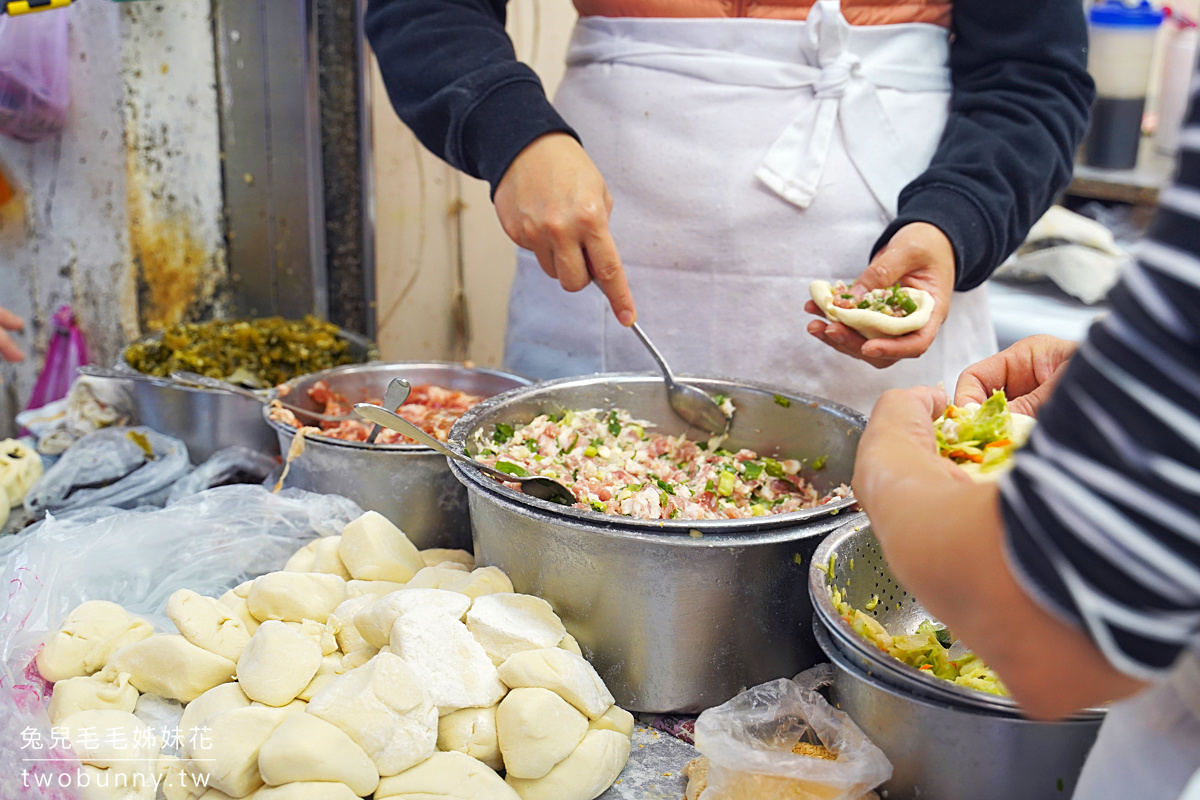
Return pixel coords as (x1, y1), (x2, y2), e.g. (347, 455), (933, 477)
(35, 510), (634, 800)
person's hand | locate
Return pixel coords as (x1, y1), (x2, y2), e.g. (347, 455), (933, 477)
(954, 335), (1078, 418)
(853, 387), (1145, 718)
(806, 222), (955, 368)
(494, 133), (636, 326)
(0, 306), (24, 362)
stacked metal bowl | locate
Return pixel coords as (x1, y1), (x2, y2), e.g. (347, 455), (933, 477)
(809, 521), (1105, 800)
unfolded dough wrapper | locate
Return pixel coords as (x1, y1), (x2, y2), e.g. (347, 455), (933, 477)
(497, 648), (614, 721)
(589, 705), (635, 738)
(48, 671), (139, 725)
(438, 705), (504, 771)
(356, 588), (472, 650)
(420, 548), (475, 570)
(179, 683), (251, 746)
(307, 652), (439, 776)
(255, 782), (362, 800)
(60, 709), (162, 770)
(37, 600), (154, 682)
(102, 634), (236, 703)
(466, 594), (566, 666)
(505, 729), (631, 800)
(375, 751), (520, 800)
(496, 687), (589, 780)
(389, 602), (506, 716)
(258, 710), (380, 795)
(167, 589), (251, 662)
(0, 438), (42, 508)
(236, 620), (323, 707)
(809, 280), (935, 340)
(247, 572), (348, 623)
(183, 705), (289, 798)
(338, 510), (426, 583)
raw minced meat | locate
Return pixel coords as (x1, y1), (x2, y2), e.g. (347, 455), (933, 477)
(472, 408), (848, 520)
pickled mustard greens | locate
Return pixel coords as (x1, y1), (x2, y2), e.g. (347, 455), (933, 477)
(125, 316), (359, 388)
(828, 584), (1008, 696)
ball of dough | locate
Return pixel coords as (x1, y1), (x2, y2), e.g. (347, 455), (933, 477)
(306, 652), (438, 776)
(505, 729), (631, 800)
(496, 687), (588, 780)
(59, 709), (161, 770)
(258, 710), (380, 796)
(167, 589), (251, 662)
(496, 648), (614, 720)
(346, 579), (409, 598)
(311, 535), (352, 579)
(438, 705), (503, 771)
(589, 705), (635, 738)
(406, 565), (470, 590)
(420, 548), (475, 570)
(441, 567), (514, 600)
(236, 620), (323, 707)
(341, 647), (377, 670)
(297, 653), (347, 702)
(355, 589), (471, 650)
(466, 594), (566, 666)
(102, 635), (235, 703)
(338, 510), (425, 583)
(37, 600), (154, 682)
(558, 634), (583, 656)
(375, 751), (520, 800)
(48, 672), (139, 725)
(183, 705), (289, 798)
(247, 572), (348, 624)
(77, 762), (160, 800)
(218, 585), (260, 636)
(329, 596), (374, 655)
(254, 783), (361, 800)
(389, 605), (506, 716)
(284, 540), (318, 573)
(179, 683), (252, 748)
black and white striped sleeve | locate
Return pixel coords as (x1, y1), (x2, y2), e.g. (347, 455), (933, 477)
(999, 77), (1200, 681)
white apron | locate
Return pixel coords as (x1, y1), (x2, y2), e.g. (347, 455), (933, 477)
(502, 0), (997, 412)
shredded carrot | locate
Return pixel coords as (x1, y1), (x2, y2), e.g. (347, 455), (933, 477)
(919, 664), (933, 671)
(947, 450), (984, 464)
(985, 439), (1013, 449)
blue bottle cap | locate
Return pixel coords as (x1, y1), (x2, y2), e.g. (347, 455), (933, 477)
(1089, 0), (1165, 28)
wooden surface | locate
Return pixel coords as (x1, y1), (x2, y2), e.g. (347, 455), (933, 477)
(1068, 139), (1175, 206)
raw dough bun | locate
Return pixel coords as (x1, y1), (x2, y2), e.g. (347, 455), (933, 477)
(297, 654), (346, 701)
(406, 565), (471, 590)
(247, 572), (347, 623)
(347, 579), (409, 598)
(420, 548), (475, 570)
(441, 567), (514, 600)
(48, 672), (139, 724)
(338, 510), (425, 582)
(329, 596), (374, 655)
(255, 783), (360, 800)
(258, 710), (380, 795)
(284, 541), (317, 573)
(37, 601), (154, 682)
(496, 688), (588, 779)
(167, 589), (251, 662)
(355, 589), (471, 650)
(179, 683), (251, 746)
(809, 280), (935, 340)
(103, 635), (235, 703)
(219, 586), (260, 636)
(306, 652), (438, 776)
(558, 634), (583, 656)
(389, 601), (506, 715)
(375, 751), (520, 800)
(497, 648), (614, 720)
(589, 705), (635, 738)
(236, 620), (323, 707)
(438, 705), (503, 771)
(467, 595), (567, 666)
(60, 709), (161, 769)
(505, 729), (631, 800)
(0, 438), (43, 508)
(183, 705), (288, 798)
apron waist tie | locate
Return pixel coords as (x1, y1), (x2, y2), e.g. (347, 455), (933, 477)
(567, 1), (951, 216)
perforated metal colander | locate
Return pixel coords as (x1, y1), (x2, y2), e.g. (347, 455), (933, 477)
(808, 520), (1024, 715)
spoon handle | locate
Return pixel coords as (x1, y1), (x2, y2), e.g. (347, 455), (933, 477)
(629, 322), (676, 384)
(170, 371), (264, 401)
(368, 377), (412, 445)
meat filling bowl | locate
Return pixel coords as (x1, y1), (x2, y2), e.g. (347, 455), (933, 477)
(447, 373), (867, 713)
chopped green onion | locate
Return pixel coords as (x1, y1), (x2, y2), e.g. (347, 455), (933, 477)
(607, 411), (621, 437)
(705, 479), (715, 493)
(584, 446), (598, 457)
(812, 455), (828, 470)
(495, 461), (529, 477)
(898, 294), (918, 315)
(716, 470), (736, 497)
(566, 434), (579, 453)
(773, 394), (791, 408)
(493, 423), (515, 444)
(742, 461), (764, 480)
(764, 458), (784, 478)
(589, 500), (607, 512)
(857, 300), (871, 310)
(713, 393), (728, 405)
(654, 477), (675, 495)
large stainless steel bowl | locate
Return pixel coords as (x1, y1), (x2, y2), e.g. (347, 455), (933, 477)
(120, 329), (374, 464)
(447, 373), (867, 712)
(266, 362), (530, 550)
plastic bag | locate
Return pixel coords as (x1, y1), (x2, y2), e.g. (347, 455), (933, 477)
(166, 446), (279, 504)
(0, 12), (70, 143)
(26, 306), (89, 415)
(690, 669), (891, 800)
(16, 375), (133, 456)
(0, 485), (362, 798)
(24, 427), (189, 517)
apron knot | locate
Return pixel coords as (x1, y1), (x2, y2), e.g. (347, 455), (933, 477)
(814, 52), (860, 100)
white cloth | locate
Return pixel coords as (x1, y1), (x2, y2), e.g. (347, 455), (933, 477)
(502, 8), (997, 412)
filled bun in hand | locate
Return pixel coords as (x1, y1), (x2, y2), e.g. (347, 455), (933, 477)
(810, 280), (935, 340)
(935, 391), (1036, 483)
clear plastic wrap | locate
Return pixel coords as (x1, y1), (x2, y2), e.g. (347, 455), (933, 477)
(166, 446), (279, 504)
(0, 486), (362, 797)
(23, 427), (189, 517)
(691, 669), (891, 800)
(0, 13), (70, 143)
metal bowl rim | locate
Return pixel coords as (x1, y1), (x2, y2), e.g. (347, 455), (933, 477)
(265, 361), (533, 453)
(447, 371), (865, 533)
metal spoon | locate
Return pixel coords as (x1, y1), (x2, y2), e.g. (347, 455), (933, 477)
(353, 402), (578, 505)
(168, 370), (353, 423)
(629, 322), (730, 436)
(366, 377), (412, 445)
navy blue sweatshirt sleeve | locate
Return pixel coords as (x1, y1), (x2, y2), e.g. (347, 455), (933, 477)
(365, 0), (578, 194)
(872, 0), (1096, 291)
